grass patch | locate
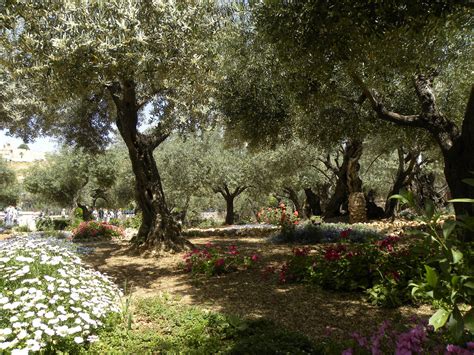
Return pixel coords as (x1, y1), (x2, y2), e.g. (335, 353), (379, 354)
(89, 295), (322, 354)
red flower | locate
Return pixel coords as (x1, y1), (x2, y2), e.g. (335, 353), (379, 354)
(215, 258), (225, 267)
(251, 254), (260, 262)
(293, 210), (299, 217)
(340, 229), (352, 239)
(324, 249), (341, 261)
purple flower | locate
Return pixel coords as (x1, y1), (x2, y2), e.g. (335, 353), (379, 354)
(445, 344), (473, 354)
(395, 324), (427, 355)
(342, 349), (353, 355)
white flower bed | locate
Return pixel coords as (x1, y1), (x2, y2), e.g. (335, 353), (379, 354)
(0, 236), (122, 353)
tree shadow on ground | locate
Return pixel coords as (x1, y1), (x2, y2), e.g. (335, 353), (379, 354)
(81, 235), (432, 342)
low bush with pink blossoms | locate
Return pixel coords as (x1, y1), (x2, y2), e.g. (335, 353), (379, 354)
(256, 203), (300, 226)
(267, 230), (433, 307)
(182, 243), (261, 276)
(71, 221), (124, 241)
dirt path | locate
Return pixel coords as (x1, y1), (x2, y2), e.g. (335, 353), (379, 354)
(79, 235), (432, 342)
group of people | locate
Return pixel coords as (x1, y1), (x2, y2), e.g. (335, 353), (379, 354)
(3, 205), (19, 227)
(91, 208), (130, 222)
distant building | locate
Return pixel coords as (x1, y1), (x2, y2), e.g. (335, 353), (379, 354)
(0, 143), (45, 162)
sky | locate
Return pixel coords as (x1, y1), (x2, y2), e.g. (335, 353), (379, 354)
(0, 129), (58, 153)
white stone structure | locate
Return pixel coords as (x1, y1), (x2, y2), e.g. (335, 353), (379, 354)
(0, 143), (45, 162)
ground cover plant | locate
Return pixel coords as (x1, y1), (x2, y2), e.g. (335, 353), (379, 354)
(0, 236), (122, 353)
(71, 221), (124, 241)
(88, 295), (319, 354)
(182, 243), (261, 276)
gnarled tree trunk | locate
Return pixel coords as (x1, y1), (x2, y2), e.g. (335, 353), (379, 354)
(284, 187), (301, 214)
(109, 80), (192, 252)
(303, 188), (322, 218)
(346, 140), (366, 223)
(324, 140), (363, 218)
(384, 147), (418, 217)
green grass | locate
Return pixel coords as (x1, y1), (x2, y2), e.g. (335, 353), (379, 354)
(88, 295), (324, 354)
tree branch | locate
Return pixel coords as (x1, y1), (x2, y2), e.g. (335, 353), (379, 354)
(351, 73), (423, 127)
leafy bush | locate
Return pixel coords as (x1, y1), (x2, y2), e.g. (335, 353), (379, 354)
(36, 217), (70, 231)
(269, 231), (430, 307)
(182, 243), (260, 276)
(0, 236), (122, 353)
(271, 220), (383, 244)
(90, 296), (320, 354)
(13, 225), (31, 233)
(71, 221), (124, 241)
(392, 190), (474, 343)
(120, 214), (142, 229)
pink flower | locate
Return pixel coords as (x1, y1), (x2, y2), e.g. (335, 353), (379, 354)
(251, 254), (260, 262)
(215, 258), (225, 267)
(445, 344), (472, 354)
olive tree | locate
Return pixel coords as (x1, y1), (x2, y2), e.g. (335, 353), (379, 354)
(1, 2), (219, 251)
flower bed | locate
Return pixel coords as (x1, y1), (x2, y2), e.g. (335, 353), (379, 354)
(71, 221), (124, 241)
(270, 221), (384, 244)
(182, 243), (261, 276)
(266, 231), (431, 307)
(0, 236), (122, 353)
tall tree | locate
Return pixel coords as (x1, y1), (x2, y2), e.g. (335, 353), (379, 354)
(1, 2), (219, 251)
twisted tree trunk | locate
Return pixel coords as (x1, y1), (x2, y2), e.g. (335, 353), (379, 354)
(303, 188), (322, 218)
(108, 80), (192, 252)
(324, 140), (363, 218)
(384, 147), (418, 217)
(346, 140), (366, 223)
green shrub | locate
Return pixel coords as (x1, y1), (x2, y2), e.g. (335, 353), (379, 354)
(392, 190), (474, 343)
(13, 225), (31, 233)
(36, 217), (70, 231)
(121, 214), (142, 229)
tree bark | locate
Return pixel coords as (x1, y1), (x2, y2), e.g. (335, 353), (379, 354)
(443, 85), (474, 229)
(108, 80), (192, 252)
(284, 187), (301, 213)
(346, 140), (366, 223)
(324, 140), (363, 218)
(304, 188), (322, 218)
(384, 147), (418, 217)
(225, 195), (235, 225)
(215, 184), (248, 225)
